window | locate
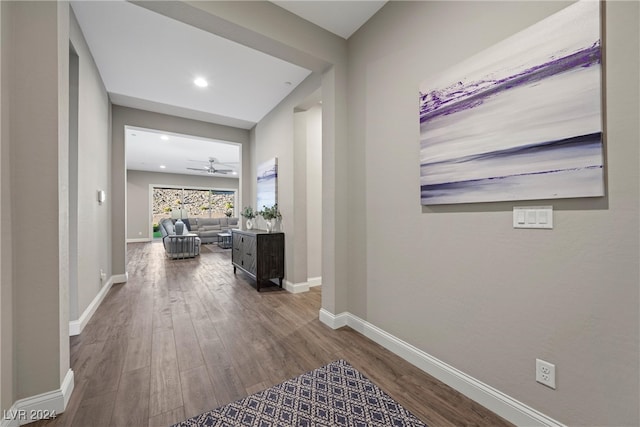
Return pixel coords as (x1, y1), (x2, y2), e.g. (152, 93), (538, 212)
(152, 187), (235, 225)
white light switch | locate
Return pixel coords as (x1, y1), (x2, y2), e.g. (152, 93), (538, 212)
(513, 206), (553, 229)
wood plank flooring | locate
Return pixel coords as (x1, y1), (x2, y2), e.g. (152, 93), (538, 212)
(30, 241), (513, 427)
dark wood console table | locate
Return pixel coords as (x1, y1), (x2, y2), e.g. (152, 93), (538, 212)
(231, 229), (284, 291)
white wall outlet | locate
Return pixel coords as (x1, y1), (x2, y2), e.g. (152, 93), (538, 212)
(536, 358), (556, 389)
(100, 269), (106, 283)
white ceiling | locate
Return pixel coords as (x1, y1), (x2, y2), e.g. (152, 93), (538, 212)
(71, 0), (312, 130)
(273, 1), (386, 39)
(71, 0), (386, 176)
(126, 127), (241, 178)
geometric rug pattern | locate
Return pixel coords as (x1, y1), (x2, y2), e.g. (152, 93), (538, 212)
(173, 359), (427, 427)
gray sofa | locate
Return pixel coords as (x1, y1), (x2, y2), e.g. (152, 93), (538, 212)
(159, 217), (239, 245)
(158, 218), (201, 259)
(189, 217), (239, 244)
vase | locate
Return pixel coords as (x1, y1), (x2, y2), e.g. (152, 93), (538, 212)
(174, 219), (184, 235)
(265, 219), (273, 233)
(246, 219), (253, 230)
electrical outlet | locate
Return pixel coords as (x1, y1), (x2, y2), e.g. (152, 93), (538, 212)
(536, 358), (556, 389)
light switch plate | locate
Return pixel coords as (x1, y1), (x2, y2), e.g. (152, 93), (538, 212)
(513, 206), (553, 229)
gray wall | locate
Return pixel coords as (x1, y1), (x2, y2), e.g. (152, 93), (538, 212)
(305, 105), (322, 281)
(2, 0), (70, 403)
(0, 1), (112, 410)
(69, 9), (112, 323)
(252, 73), (322, 286)
(292, 104), (323, 285)
(0, 0), (12, 411)
(127, 170), (239, 240)
(111, 106), (250, 275)
(347, 1), (639, 425)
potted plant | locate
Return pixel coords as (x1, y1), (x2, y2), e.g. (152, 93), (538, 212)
(241, 206), (256, 229)
(258, 204), (282, 232)
(224, 202), (234, 218)
(152, 222), (161, 238)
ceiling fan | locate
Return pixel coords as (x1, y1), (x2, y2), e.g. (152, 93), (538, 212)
(186, 158), (234, 175)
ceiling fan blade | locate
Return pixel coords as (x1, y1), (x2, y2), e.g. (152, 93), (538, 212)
(186, 167), (206, 171)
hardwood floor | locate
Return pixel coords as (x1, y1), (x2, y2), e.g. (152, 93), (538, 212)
(31, 241), (512, 427)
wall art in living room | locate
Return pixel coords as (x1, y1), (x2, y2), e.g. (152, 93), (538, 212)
(418, 0), (604, 205)
(257, 157), (278, 209)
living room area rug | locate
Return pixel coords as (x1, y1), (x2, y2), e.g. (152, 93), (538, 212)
(173, 359), (426, 427)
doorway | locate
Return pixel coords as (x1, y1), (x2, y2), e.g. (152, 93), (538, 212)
(294, 93), (322, 291)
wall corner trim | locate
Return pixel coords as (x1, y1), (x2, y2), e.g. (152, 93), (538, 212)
(112, 272), (128, 284)
(69, 275), (115, 336)
(318, 308), (349, 329)
(307, 276), (322, 287)
(318, 309), (565, 427)
(0, 370), (74, 427)
(284, 280), (310, 293)
(126, 238), (151, 243)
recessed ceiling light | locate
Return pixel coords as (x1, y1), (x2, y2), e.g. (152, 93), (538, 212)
(160, 135), (169, 141)
(194, 77), (208, 88)
(160, 165), (166, 169)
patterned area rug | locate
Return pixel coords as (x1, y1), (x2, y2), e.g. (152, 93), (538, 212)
(173, 359), (427, 427)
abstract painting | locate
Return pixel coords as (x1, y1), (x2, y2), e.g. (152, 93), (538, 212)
(419, 0), (604, 205)
(257, 157), (278, 210)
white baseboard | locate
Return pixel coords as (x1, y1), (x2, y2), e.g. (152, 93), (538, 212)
(127, 238), (150, 243)
(60, 369), (74, 409)
(284, 277), (322, 293)
(318, 309), (565, 427)
(112, 272), (128, 284)
(69, 275), (115, 336)
(1, 370), (74, 427)
(319, 308), (349, 328)
(307, 276), (322, 287)
(284, 280), (309, 293)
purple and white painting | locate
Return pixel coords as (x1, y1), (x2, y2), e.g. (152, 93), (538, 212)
(257, 157), (278, 210)
(419, 0), (604, 205)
